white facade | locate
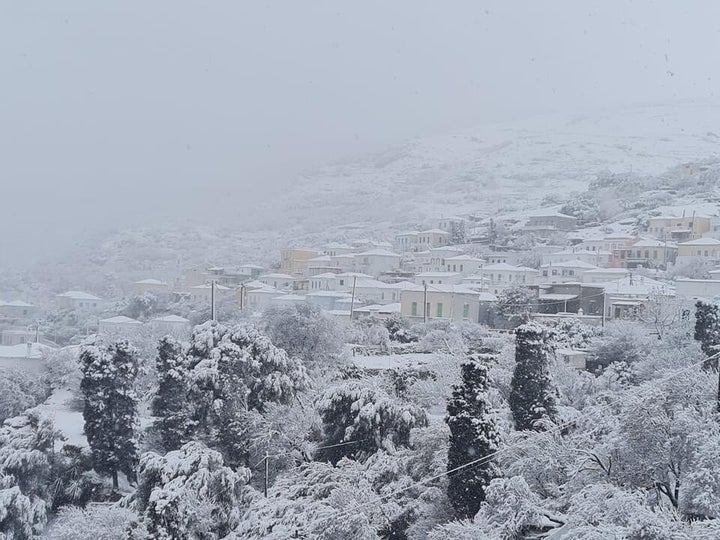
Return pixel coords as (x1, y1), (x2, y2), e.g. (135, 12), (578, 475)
(353, 250), (401, 277)
(400, 284), (482, 322)
(538, 260), (599, 284)
(99, 316), (143, 336)
(480, 263), (538, 294)
(413, 272), (463, 286)
(150, 315), (192, 336)
(56, 291), (104, 312)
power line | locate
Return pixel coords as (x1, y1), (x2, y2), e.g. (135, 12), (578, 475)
(327, 354), (714, 522)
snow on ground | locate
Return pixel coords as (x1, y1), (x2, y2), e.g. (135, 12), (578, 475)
(34, 389), (87, 450)
(353, 353), (436, 371)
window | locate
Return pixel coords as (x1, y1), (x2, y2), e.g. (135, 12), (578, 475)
(460, 264), (464, 272)
(436, 303), (443, 317)
(542, 270), (548, 276)
(411, 302), (418, 316)
(463, 303), (470, 319)
(426, 302), (430, 316)
(568, 270), (574, 276)
(339, 279), (344, 286)
(705, 250), (709, 257)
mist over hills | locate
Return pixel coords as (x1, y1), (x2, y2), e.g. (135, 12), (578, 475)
(3, 99), (720, 297)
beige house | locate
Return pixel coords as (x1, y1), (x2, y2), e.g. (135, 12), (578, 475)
(539, 260), (599, 284)
(677, 238), (720, 261)
(646, 216), (711, 242)
(400, 284), (483, 322)
(613, 238), (678, 268)
(280, 248), (321, 276)
(395, 229), (451, 252)
(56, 291), (103, 312)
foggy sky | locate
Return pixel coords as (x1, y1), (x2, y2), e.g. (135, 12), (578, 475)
(2, 1), (719, 265)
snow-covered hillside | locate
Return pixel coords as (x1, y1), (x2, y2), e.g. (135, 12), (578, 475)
(280, 99), (720, 232)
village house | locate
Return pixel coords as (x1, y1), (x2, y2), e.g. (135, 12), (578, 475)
(322, 242), (356, 257)
(132, 279), (171, 296)
(56, 291), (104, 312)
(0, 342), (54, 372)
(400, 284), (484, 322)
(352, 303), (401, 320)
(523, 212), (578, 237)
(603, 235), (638, 259)
(674, 279), (720, 301)
(188, 283), (232, 304)
(0, 300), (36, 320)
(581, 268), (631, 283)
(677, 238), (720, 261)
(480, 263), (538, 294)
(245, 286), (284, 311)
(444, 255), (485, 275)
(353, 249), (402, 277)
(533, 283), (606, 318)
(539, 260), (599, 284)
(149, 315), (192, 336)
(413, 272), (463, 286)
(306, 290), (352, 311)
(394, 229), (451, 252)
(99, 316), (143, 336)
(280, 248), (322, 276)
(259, 273), (296, 291)
(596, 275), (675, 321)
(305, 255), (339, 276)
(613, 238), (678, 268)
(484, 250), (526, 265)
(269, 294), (307, 308)
(546, 249), (612, 267)
(646, 215), (711, 242)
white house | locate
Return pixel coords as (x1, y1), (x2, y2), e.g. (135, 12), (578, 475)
(353, 250), (402, 277)
(443, 255), (485, 275)
(582, 268), (631, 283)
(546, 249), (612, 267)
(675, 279), (720, 301)
(306, 291), (352, 311)
(413, 272), (463, 286)
(0, 300), (36, 320)
(480, 263), (538, 294)
(246, 287), (285, 311)
(189, 283), (232, 304)
(270, 294), (307, 307)
(99, 316), (143, 335)
(56, 291), (104, 312)
(150, 315), (191, 336)
(538, 260), (599, 284)
(259, 273), (296, 291)
(133, 279), (170, 296)
(0, 342), (53, 372)
(352, 303), (401, 320)
(400, 284), (482, 322)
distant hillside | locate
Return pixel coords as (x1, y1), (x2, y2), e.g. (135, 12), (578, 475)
(278, 99), (720, 233)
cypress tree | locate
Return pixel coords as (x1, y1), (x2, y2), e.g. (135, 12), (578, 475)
(80, 339), (139, 489)
(509, 322), (557, 431)
(446, 351), (501, 518)
(151, 336), (193, 451)
(694, 301), (720, 370)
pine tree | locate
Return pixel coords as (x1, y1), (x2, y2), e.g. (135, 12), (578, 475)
(446, 351), (501, 519)
(181, 321), (310, 467)
(80, 339), (139, 489)
(509, 322), (557, 431)
(151, 336), (192, 451)
(694, 301), (720, 370)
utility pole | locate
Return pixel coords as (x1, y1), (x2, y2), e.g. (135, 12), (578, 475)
(423, 280), (428, 323)
(210, 280), (216, 322)
(349, 276), (357, 320)
(264, 451), (269, 497)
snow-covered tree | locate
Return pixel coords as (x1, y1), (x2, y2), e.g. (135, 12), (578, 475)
(183, 321), (309, 466)
(151, 336), (192, 451)
(0, 369), (49, 424)
(316, 384), (428, 464)
(509, 322), (557, 431)
(694, 300), (720, 370)
(496, 286), (535, 326)
(446, 353), (501, 518)
(79, 338), (139, 489)
(588, 321), (650, 372)
(263, 303), (343, 365)
(0, 410), (58, 538)
(133, 442), (251, 540)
